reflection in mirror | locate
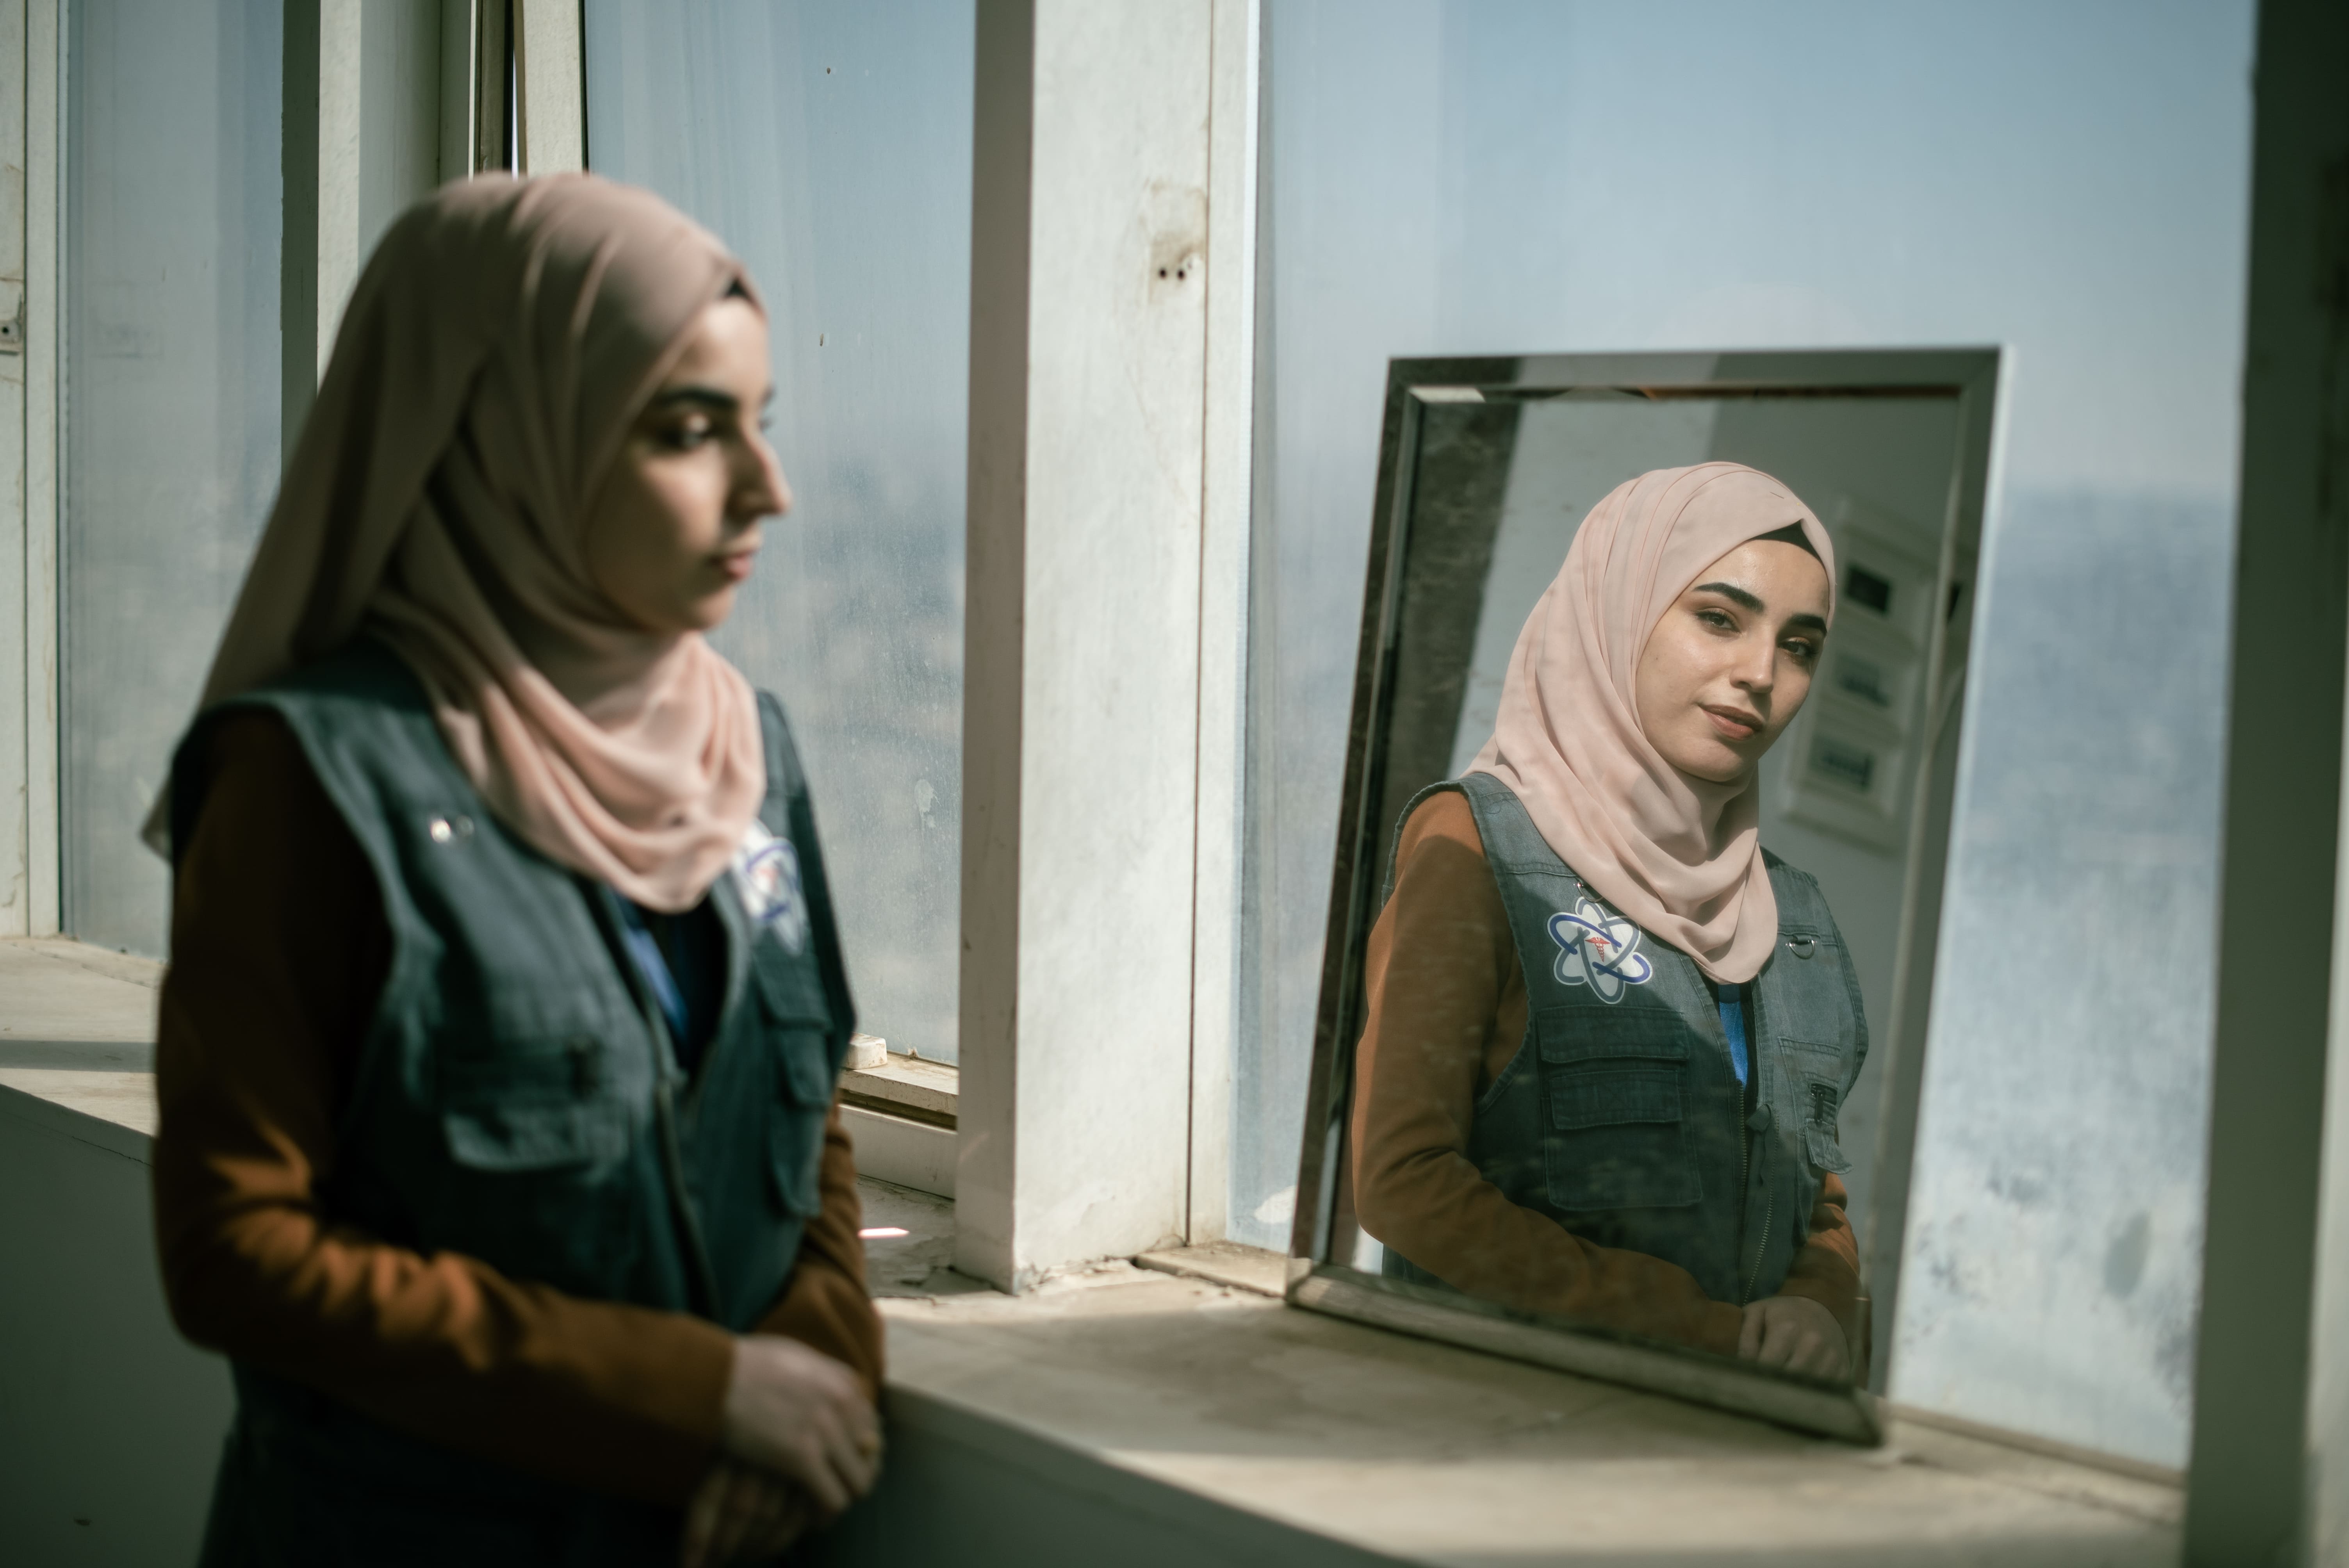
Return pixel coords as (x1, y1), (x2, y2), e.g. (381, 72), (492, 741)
(1289, 353), (1998, 1441)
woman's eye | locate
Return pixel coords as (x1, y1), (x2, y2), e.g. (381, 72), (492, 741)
(658, 417), (715, 451)
(1783, 639), (1818, 663)
(1696, 608), (1735, 630)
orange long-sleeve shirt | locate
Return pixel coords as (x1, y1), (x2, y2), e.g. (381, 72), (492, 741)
(152, 711), (882, 1508)
(1349, 789), (1860, 1360)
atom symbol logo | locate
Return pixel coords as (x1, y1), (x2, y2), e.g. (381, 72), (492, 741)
(1547, 898), (1655, 1005)
(733, 820), (811, 956)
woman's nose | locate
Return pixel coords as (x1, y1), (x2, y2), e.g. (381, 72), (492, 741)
(741, 442), (791, 517)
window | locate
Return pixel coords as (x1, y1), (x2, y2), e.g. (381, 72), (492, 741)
(1242, 0), (2253, 1467)
(61, 0), (283, 953)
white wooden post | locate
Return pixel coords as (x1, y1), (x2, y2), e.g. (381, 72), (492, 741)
(0, 0), (47, 937)
(282, 1), (445, 453)
(960, 0), (1256, 1288)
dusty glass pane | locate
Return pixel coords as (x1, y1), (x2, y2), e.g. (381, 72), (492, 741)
(1249, 0), (2251, 1465)
(585, 0), (974, 1062)
(63, 0), (282, 953)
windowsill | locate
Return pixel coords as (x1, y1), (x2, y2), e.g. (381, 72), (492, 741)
(0, 937), (164, 1156)
(866, 1253), (2182, 1565)
(839, 1049), (958, 1129)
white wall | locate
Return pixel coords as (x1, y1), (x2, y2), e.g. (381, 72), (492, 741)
(0, 1093), (232, 1564)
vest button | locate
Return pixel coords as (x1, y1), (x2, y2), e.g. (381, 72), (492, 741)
(427, 814), (476, 845)
(1787, 934), (1818, 959)
(1747, 1104), (1774, 1132)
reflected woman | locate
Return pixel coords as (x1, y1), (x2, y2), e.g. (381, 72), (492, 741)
(151, 177), (879, 1566)
(1351, 463), (1865, 1380)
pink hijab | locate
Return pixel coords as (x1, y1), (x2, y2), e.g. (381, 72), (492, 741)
(148, 174), (769, 911)
(1467, 463), (1835, 983)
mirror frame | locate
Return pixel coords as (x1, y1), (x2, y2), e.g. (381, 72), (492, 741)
(1283, 347), (2004, 1443)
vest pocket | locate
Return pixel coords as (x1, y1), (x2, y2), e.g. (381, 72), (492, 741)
(761, 1028), (832, 1217)
(440, 1037), (629, 1170)
(1550, 1066), (1682, 1129)
(1799, 1079), (1854, 1174)
(1780, 1040), (1855, 1176)
(431, 1034), (638, 1295)
(752, 946), (838, 1219)
(1536, 1007), (1700, 1210)
(1766, 927), (1857, 1044)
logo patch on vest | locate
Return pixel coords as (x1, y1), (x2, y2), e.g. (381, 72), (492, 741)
(734, 820), (810, 955)
(1547, 898), (1654, 1004)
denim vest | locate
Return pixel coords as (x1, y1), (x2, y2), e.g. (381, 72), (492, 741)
(171, 639), (855, 1565)
(1383, 773), (1866, 1310)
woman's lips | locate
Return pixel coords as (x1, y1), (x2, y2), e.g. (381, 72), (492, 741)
(716, 550), (758, 583)
(1703, 704), (1762, 741)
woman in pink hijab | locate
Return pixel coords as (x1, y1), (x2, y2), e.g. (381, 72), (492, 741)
(153, 176), (877, 1567)
(1351, 463), (1870, 1382)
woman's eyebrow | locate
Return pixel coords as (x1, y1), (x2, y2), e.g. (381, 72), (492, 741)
(1690, 580), (1763, 611)
(1691, 581), (1829, 636)
(649, 384), (741, 411)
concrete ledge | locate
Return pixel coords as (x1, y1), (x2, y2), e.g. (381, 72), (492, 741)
(1135, 1240), (1287, 1297)
(861, 1267), (2180, 1566)
(839, 1051), (958, 1127)
(0, 1069), (230, 1563)
(816, 1382), (1392, 1568)
(0, 937), (162, 1042)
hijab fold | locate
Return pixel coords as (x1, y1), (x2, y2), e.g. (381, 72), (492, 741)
(1468, 463), (1835, 983)
(148, 174), (768, 912)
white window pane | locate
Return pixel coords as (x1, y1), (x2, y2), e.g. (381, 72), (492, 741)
(64, 0), (282, 953)
(584, 0), (974, 1062)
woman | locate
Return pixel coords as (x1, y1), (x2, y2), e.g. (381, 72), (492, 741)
(151, 175), (879, 1566)
(1351, 463), (1867, 1381)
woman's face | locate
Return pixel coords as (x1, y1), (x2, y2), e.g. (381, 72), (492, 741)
(1634, 538), (1831, 786)
(583, 296), (788, 635)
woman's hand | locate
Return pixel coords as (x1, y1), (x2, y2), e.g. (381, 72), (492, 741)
(680, 1460), (810, 1568)
(718, 1335), (882, 1516)
(1736, 1295), (1851, 1380)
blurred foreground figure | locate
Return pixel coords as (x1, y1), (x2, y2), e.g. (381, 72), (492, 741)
(150, 175), (881, 1568)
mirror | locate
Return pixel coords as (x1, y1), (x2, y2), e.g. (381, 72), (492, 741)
(1285, 351), (1999, 1442)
